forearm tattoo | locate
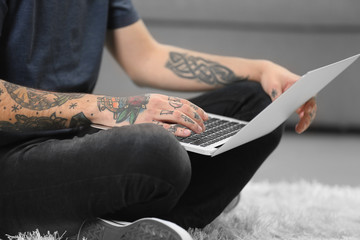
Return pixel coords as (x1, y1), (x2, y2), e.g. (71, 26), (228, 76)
(69, 112), (92, 128)
(0, 112), (91, 131)
(166, 51), (245, 85)
(3, 82), (84, 110)
(97, 95), (150, 124)
(0, 81), (91, 131)
(0, 112), (67, 131)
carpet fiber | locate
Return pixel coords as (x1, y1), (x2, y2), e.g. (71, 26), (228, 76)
(6, 181), (360, 240)
(191, 181), (360, 240)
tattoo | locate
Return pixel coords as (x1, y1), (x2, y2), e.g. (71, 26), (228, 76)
(0, 112), (67, 131)
(194, 112), (200, 120)
(3, 82), (84, 111)
(11, 104), (21, 112)
(152, 120), (164, 127)
(69, 102), (78, 109)
(160, 110), (174, 115)
(168, 96), (183, 109)
(166, 51), (240, 85)
(168, 125), (178, 134)
(190, 104), (199, 110)
(181, 114), (195, 124)
(0, 88), (4, 96)
(309, 110), (316, 121)
(97, 95), (149, 124)
(69, 112), (91, 128)
(271, 89), (278, 99)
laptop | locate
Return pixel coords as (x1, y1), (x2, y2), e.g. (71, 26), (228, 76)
(178, 54), (360, 156)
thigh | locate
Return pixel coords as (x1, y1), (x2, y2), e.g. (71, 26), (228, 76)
(0, 124), (191, 236)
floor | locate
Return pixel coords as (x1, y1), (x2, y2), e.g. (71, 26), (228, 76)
(252, 131), (360, 187)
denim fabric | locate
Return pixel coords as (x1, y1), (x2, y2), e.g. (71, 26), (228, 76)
(0, 81), (283, 236)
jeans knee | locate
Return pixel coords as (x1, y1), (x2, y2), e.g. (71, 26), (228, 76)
(262, 124), (284, 151)
(126, 124), (191, 196)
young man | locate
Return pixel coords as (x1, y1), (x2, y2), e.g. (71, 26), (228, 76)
(0, 1), (316, 239)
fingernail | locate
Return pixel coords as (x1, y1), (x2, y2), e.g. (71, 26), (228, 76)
(184, 129), (191, 136)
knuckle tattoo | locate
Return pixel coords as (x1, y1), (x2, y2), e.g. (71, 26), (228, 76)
(181, 114), (195, 124)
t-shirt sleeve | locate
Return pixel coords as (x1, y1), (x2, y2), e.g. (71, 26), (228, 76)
(0, 0), (7, 35)
(108, 0), (140, 29)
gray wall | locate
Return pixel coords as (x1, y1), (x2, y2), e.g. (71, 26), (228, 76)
(96, 0), (360, 130)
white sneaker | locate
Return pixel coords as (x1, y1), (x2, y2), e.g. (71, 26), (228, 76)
(223, 194), (241, 213)
(71, 217), (193, 240)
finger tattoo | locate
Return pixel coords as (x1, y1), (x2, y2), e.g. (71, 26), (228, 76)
(168, 125), (179, 134)
(271, 89), (278, 99)
(181, 114), (195, 124)
(194, 112), (200, 120)
(190, 104), (199, 110)
(152, 120), (164, 127)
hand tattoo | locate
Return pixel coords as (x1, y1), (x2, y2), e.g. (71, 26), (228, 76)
(97, 95), (150, 124)
(168, 96), (183, 109)
(160, 110), (174, 115)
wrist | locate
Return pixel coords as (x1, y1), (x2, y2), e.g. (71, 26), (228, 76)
(249, 59), (273, 83)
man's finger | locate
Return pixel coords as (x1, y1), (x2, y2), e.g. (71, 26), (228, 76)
(157, 110), (203, 134)
(153, 121), (191, 137)
(295, 98), (317, 133)
(269, 86), (282, 101)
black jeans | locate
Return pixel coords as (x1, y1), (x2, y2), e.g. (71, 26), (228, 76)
(0, 81), (283, 237)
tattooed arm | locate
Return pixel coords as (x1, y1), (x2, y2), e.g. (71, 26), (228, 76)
(0, 80), (207, 136)
(107, 20), (316, 133)
(0, 79), (97, 132)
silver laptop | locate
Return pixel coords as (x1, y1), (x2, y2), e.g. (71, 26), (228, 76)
(178, 54), (360, 157)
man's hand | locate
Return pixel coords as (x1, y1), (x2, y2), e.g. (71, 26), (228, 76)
(97, 94), (208, 137)
(259, 61), (317, 134)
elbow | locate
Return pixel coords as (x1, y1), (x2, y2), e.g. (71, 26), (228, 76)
(132, 77), (147, 88)
(125, 68), (148, 88)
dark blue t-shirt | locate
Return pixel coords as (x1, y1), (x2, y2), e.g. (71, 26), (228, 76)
(0, 0), (140, 146)
(0, 0), (139, 92)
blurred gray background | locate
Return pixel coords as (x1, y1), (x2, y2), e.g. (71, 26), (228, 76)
(95, 0), (360, 186)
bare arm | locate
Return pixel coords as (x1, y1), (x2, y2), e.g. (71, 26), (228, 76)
(0, 80), (207, 136)
(106, 21), (264, 91)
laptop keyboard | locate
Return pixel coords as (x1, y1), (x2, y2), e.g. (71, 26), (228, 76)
(176, 117), (246, 147)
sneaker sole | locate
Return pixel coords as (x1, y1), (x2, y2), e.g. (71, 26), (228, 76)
(79, 218), (193, 240)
